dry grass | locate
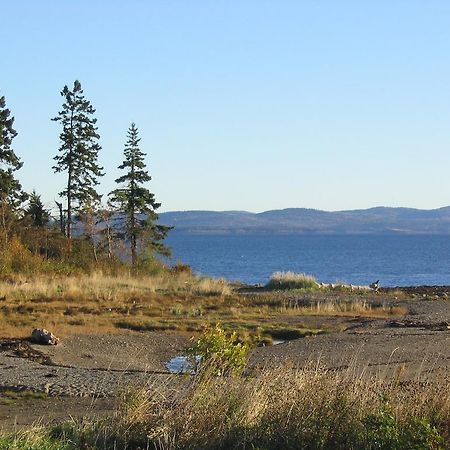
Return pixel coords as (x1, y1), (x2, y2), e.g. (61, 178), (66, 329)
(0, 272), (405, 339)
(44, 363), (450, 449)
(243, 290), (407, 317)
(266, 271), (318, 290)
(0, 271), (231, 301)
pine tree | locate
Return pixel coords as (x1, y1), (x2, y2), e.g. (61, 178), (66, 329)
(52, 80), (104, 241)
(0, 94), (26, 246)
(0, 94), (26, 207)
(26, 190), (50, 227)
(109, 123), (171, 266)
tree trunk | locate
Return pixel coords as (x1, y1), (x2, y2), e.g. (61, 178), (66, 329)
(131, 232), (137, 266)
(66, 173), (72, 240)
(106, 224), (113, 259)
(92, 238), (98, 263)
(0, 199), (8, 249)
(66, 111), (74, 252)
(55, 201), (64, 234)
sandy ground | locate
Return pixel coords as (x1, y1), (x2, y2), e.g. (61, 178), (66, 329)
(0, 292), (449, 430)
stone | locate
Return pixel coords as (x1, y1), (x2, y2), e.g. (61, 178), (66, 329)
(31, 328), (60, 345)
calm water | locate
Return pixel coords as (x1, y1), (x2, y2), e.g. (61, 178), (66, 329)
(166, 234), (450, 287)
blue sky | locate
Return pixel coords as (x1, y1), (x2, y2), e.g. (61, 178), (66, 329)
(2, 1), (450, 212)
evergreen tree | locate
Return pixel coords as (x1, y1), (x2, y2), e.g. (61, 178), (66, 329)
(26, 190), (50, 227)
(0, 94), (26, 246)
(52, 80), (104, 241)
(0, 94), (26, 207)
(109, 123), (171, 266)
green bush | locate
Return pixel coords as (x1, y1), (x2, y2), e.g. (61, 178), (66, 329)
(361, 397), (444, 450)
(187, 323), (249, 376)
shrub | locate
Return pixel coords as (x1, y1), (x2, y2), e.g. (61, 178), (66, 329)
(187, 323), (249, 376)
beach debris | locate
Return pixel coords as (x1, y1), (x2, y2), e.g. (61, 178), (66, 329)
(388, 320), (450, 331)
(317, 282), (371, 291)
(369, 280), (380, 292)
(31, 328), (60, 345)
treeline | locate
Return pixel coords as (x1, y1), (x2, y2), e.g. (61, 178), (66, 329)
(0, 80), (172, 275)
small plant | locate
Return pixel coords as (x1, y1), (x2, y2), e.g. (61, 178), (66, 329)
(266, 271), (319, 290)
(361, 396), (444, 450)
(0, 426), (75, 450)
(187, 323), (249, 376)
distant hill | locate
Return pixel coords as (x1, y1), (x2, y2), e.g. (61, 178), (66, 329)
(159, 207), (450, 235)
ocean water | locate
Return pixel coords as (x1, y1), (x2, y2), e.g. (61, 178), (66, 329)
(165, 234), (450, 287)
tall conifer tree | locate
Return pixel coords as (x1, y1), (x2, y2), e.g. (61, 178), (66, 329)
(52, 80), (104, 240)
(0, 94), (26, 246)
(0, 94), (26, 207)
(109, 123), (171, 266)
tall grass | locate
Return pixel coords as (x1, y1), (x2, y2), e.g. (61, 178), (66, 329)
(266, 271), (318, 290)
(0, 271), (231, 302)
(29, 364), (449, 449)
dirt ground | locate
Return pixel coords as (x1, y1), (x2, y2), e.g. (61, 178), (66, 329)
(1, 288), (449, 431)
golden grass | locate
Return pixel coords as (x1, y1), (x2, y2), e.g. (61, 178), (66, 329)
(0, 271), (232, 301)
(266, 271), (318, 290)
(0, 272), (406, 339)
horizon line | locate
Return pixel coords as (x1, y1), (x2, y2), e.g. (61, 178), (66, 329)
(159, 205), (450, 214)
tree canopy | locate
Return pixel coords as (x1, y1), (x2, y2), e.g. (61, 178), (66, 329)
(52, 80), (104, 239)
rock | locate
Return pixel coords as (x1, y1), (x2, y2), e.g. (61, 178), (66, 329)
(31, 328), (60, 345)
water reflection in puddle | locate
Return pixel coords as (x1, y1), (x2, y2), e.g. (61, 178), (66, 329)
(167, 340), (286, 373)
(166, 355), (202, 374)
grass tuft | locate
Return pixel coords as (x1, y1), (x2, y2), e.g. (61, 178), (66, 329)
(266, 271), (318, 290)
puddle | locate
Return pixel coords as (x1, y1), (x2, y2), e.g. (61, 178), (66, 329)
(167, 341), (286, 372)
(165, 355), (201, 374)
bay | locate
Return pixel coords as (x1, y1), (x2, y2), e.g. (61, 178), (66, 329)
(165, 234), (450, 287)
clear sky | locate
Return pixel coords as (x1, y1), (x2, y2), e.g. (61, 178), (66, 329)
(2, 1), (450, 212)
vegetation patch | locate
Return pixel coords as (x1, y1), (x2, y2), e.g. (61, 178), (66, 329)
(0, 427), (75, 450)
(266, 271), (319, 290)
(0, 390), (48, 406)
(3, 365), (447, 449)
(187, 324), (249, 376)
(266, 326), (322, 341)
